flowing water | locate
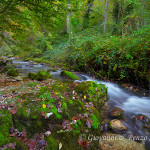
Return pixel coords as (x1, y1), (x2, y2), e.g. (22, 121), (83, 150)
(11, 59), (150, 148)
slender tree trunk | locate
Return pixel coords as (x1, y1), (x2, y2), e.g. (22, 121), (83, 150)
(83, 0), (94, 30)
(67, 4), (72, 36)
(104, 0), (108, 33)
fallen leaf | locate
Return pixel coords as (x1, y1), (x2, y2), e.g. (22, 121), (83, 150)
(59, 143), (62, 150)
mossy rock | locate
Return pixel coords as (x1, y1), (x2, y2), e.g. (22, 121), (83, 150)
(75, 81), (107, 109)
(60, 71), (80, 80)
(28, 71), (52, 81)
(110, 107), (124, 118)
(43, 93), (101, 150)
(28, 72), (36, 80)
(0, 109), (13, 146)
(0, 80), (106, 149)
(7, 68), (19, 77)
(2, 65), (19, 77)
(34, 58), (43, 63)
(0, 60), (7, 67)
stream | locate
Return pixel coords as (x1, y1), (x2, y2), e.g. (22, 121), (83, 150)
(10, 58), (150, 148)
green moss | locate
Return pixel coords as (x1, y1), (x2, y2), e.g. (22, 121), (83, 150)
(45, 127), (100, 150)
(75, 81), (107, 109)
(0, 109), (13, 146)
(27, 81), (39, 87)
(60, 71), (80, 80)
(44, 60), (50, 64)
(28, 71), (52, 81)
(15, 102), (38, 132)
(34, 58), (43, 63)
(51, 81), (69, 93)
(7, 68), (19, 77)
(25, 57), (34, 61)
(108, 121), (113, 129)
(45, 135), (60, 150)
(28, 72), (36, 80)
(14, 101), (45, 137)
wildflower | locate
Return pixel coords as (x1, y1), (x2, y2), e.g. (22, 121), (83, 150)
(43, 104), (46, 108)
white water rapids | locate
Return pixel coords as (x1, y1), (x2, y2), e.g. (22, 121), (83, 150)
(79, 75), (150, 118)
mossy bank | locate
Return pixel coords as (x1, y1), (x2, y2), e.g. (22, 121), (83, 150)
(0, 78), (107, 149)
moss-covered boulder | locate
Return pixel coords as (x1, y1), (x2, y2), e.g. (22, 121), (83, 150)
(7, 68), (19, 77)
(28, 72), (36, 80)
(1, 65), (19, 77)
(60, 71), (80, 80)
(75, 81), (107, 109)
(28, 71), (52, 81)
(0, 78), (108, 149)
(44, 98), (102, 150)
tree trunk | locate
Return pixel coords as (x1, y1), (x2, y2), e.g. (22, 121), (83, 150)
(83, 0), (94, 30)
(67, 4), (72, 36)
(104, 0), (108, 33)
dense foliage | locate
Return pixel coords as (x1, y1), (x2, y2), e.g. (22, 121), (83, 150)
(0, 0), (149, 88)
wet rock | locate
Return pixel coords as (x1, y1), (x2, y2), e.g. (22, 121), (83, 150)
(47, 68), (57, 72)
(109, 119), (127, 131)
(99, 133), (145, 150)
(13, 76), (23, 81)
(110, 107), (124, 118)
(101, 123), (108, 133)
(133, 114), (150, 131)
(6, 59), (12, 65)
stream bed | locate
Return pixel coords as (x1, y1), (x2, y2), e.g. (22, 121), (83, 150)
(10, 58), (150, 149)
